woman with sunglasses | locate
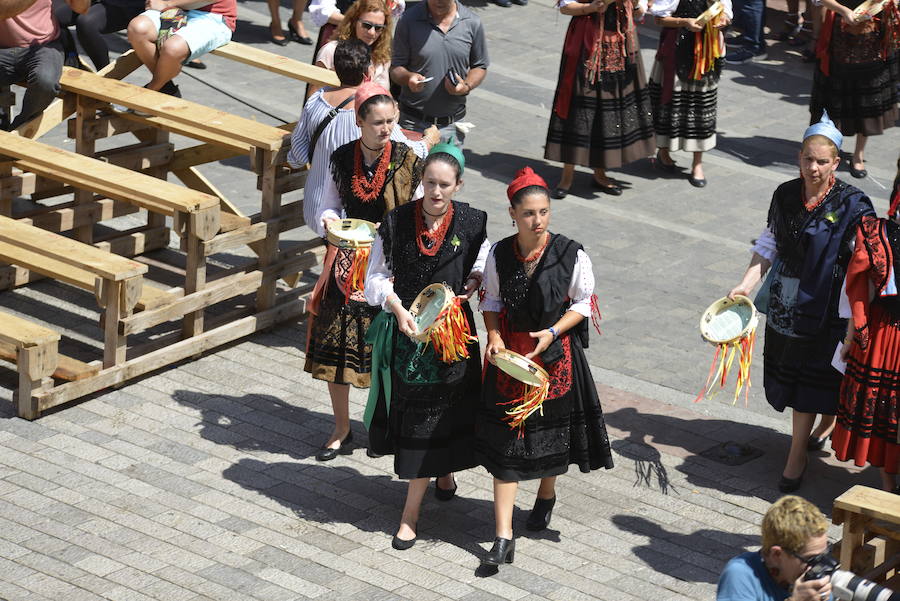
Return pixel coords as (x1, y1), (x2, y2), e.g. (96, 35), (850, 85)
(308, 0), (399, 96)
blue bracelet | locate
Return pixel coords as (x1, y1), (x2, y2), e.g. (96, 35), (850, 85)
(548, 326), (559, 340)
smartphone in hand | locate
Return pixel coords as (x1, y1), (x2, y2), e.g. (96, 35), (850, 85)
(446, 69), (460, 86)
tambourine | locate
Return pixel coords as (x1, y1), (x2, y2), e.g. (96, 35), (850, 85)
(695, 0), (726, 26)
(852, 0), (889, 20)
(700, 295), (758, 345)
(408, 283), (455, 343)
(493, 349), (549, 388)
(326, 218), (376, 249)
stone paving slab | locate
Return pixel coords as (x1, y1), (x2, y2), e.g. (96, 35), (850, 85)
(0, 0), (897, 599)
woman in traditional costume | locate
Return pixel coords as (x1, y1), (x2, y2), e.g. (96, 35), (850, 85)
(544, 0), (656, 198)
(833, 157), (900, 494)
(648, 0), (732, 187)
(475, 167), (614, 569)
(363, 145), (489, 549)
(810, 0), (899, 179)
(305, 82), (425, 462)
(729, 113), (874, 493)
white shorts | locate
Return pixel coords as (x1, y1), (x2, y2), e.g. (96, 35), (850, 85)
(139, 9), (232, 62)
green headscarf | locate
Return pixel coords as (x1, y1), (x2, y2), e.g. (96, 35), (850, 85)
(428, 142), (465, 176)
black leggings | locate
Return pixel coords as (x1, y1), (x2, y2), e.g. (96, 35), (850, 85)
(53, 0), (143, 70)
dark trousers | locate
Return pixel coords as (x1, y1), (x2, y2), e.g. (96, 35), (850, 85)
(734, 0), (767, 53)
(53, 0), (143, 70)
(0, 40), (64, 130)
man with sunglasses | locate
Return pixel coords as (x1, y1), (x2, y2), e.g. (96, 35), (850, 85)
(718, 495), (833, 601)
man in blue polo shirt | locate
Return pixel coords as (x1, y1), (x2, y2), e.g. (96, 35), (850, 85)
(390, 0), (488, 147)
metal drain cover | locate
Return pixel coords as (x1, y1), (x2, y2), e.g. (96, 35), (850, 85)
(699, 441), (764, 466)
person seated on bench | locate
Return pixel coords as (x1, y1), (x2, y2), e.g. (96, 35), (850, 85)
(0, 0), (88, 130)
(126, 0), (236, 97)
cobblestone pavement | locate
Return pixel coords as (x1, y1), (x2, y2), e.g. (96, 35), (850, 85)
(0, 0), (897, 599)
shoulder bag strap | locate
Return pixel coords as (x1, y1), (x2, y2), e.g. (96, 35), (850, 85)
(308, 93), (354, 164)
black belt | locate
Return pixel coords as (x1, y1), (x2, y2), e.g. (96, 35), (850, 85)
(400, 104), (465, 128)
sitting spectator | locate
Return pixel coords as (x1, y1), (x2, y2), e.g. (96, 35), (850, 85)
(126, 0), (237, 97)
(52, 0), (144, 70)
(0, 0), (87, 130)
(717, 495), (833, 601)
(308, 0), (392, 97)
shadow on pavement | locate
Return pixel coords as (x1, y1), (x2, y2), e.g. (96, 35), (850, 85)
(715, 132), (799, 168)
(170, 389), (559, 566)
(610, 514), (758, 584)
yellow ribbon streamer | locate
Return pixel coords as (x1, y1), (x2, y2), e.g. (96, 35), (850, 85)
(695, 327), (757, 405)
(498, 379), (551, 439)
(427, 297), (477, 364)
(691, 7), (725, 80)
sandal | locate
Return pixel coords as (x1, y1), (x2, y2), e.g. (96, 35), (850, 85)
(776, 14), (802, 41)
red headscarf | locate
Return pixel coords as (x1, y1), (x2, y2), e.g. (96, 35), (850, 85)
(354, 81), (392, 115)
(506, 166), (548, 203)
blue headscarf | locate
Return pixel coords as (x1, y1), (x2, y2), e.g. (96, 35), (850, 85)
(803, 110), (842, 150)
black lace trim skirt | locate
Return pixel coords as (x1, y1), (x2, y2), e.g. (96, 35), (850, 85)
(366, 309), (481, 480)
(810, 51), (899, 137)
(544, 60), (656, 169)
(475, 337), (614, 482)
(763, 324), (845, 414)
(648, 59), (719, 152)
(304, 274), (378, 388)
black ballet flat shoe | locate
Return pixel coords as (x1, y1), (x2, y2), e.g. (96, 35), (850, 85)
(526, 496), (556, 531)
(288, 21), (313, 44)
(849, 163), (867, 179)
(269, 27), (290, 46)
(551, 187), (569, 200)
(315, 431), (353, 462)
(778, 465), (806, 493)
(481, 537), (515, 566)
(654, 150), (678, 173)
(391, 534), (417, 550)
(185, 59), (206, 70)
(434, 478), (457, 501)
(688, 174), (707, 188)
(806, 434), (829, 451)
(366, 448), (383, 459)
(593, 179), (623, 196)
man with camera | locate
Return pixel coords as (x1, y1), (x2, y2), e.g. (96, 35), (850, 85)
(717, 495), (833, 601)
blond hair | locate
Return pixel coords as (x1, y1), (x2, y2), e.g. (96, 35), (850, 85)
(331, 0), (392, 68)
(802, 134), (839, 158)
(761, 496), (829, 554)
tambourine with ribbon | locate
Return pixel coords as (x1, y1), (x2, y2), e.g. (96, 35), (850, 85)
(493, 349), (551, 438)
(696, 295), (759, 404)
(408, 283), (476, 363)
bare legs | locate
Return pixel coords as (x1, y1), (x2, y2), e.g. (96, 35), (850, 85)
(810, 414), (835, 441)
(268, 0), (310, 42)
(492, 476), (557, 538)
(880, 469), (898, 492)
(323, 382), (350, 449)
(852, 134), (868, 174)
(783, 410), (818, 479)
(396, 477), (429, 541)
(127, 16), (188, 90)
(555, 163), (575, 192)
(691, 151), (704, 181)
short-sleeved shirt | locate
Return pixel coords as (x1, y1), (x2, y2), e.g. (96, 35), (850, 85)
(391, 0), (489, 118)
(0, 0), (59, 48)
(717, 552), (789, 601)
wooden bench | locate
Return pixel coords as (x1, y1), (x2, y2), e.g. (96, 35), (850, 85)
(832, 485), (900, 588)
(211, 42), (340, 88)
(0, 311), (61, 419)
(0, 215), (147, 368)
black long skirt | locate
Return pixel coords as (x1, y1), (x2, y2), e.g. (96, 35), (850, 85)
(475, 332), (614, 482)
(366, 305), (481, 479)
(763, 324), (845, 414)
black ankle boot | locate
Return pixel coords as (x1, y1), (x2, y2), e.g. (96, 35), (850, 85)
(526, 496), (556, 531)
(481, 537), (515, 566)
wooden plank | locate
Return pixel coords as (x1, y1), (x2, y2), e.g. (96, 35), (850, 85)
(117, 111), (252, 154)
(0, 131), (219, 215)
(19, 198), (140, 234)
(217, 212), (251, 233)
(0, 312), (60, 347)
(211, 42), (340, 87)
(172, 167), (248, 222)
(169, 142), (247, 171)
(121, 270), (263, 335)
(94, 141), (174, 171)
(94, 225), (171, 257)
(0, 341), (98, 381)
(67, 113), (152, 142)
(834, 486), (900, 525)
(0, 215), (146, 281)
(59, 68), (288, 152)
(35, 296), (311, 410)
(14, 94), (76, 140)
(202, 222), (267, 256)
